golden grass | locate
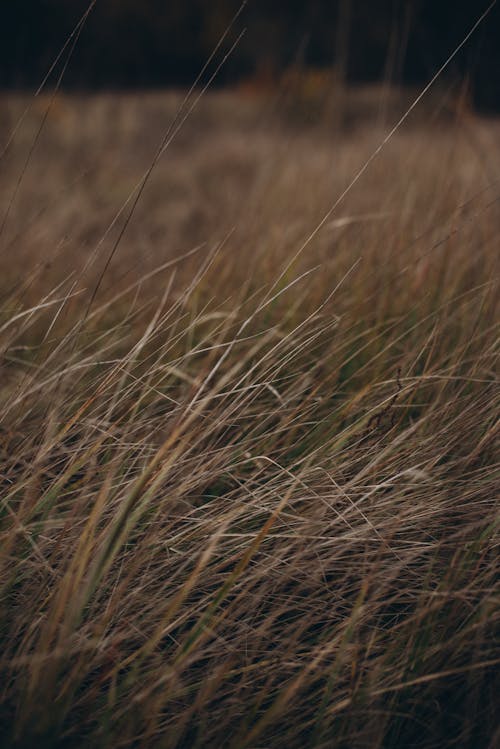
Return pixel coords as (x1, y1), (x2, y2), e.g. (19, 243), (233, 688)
(0, 89), (499, 748)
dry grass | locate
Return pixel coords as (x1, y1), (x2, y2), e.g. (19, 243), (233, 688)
(0, 88), (499, 748)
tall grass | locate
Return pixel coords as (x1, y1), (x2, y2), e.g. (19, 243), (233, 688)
(0, 89), (499, 748)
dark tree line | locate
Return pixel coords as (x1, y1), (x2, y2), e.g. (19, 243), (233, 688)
(1, 1), (498, 110)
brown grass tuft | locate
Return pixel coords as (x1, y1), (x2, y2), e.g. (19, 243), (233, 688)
(0, 89), (499, 748)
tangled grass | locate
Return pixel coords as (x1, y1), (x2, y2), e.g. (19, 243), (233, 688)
(0, 90), (499, 748)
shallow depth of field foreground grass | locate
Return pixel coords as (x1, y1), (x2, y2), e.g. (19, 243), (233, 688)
(0, 90), (499, 748)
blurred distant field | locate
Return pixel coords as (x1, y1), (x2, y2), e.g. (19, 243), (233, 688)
(2, 85), (497, 300)
(0, 87), (499, 748)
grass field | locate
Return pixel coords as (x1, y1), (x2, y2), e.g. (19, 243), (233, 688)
(0, 87), (499, 748)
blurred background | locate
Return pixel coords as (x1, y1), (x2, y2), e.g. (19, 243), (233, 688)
(1, 0), (499, 111)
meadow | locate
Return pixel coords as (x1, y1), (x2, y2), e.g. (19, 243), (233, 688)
(0, 86), (499, 748)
